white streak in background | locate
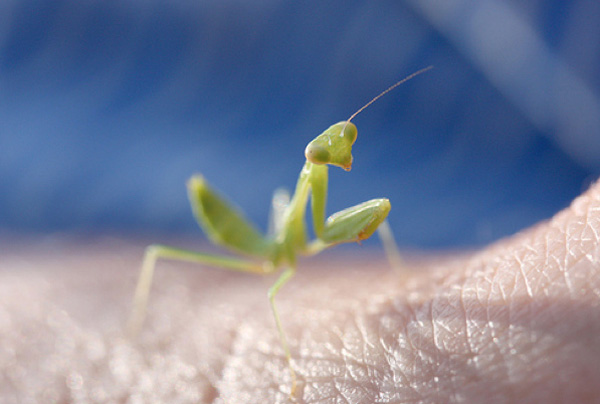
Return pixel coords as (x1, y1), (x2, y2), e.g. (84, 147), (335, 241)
(407, 0), (600, 171)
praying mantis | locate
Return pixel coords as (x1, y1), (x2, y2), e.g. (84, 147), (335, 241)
(129, 66), (432, 397)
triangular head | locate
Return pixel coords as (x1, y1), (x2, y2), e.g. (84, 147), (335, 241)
(304, 67), (434, 172)
(304, 121), (357, 171)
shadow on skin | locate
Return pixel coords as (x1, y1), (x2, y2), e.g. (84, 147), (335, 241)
(0, 180), (598, 403)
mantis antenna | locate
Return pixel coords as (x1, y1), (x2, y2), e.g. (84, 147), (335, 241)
(346, 65), (433, 124)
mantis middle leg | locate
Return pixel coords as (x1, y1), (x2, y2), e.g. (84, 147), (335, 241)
(268, 265), (298, 396)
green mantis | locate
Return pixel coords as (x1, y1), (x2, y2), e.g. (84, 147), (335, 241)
(129, 66), (432, 397)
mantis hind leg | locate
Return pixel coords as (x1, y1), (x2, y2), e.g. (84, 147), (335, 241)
(377, 220), (404, 270)
(128, 244), (270, 337)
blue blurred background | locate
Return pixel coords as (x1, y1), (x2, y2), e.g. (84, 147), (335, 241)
(0, 0), (598, 249)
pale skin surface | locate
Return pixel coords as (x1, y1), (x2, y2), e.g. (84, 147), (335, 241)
(0, 180), (599, 403)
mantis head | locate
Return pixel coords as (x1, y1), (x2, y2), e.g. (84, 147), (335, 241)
(304, 121), (357, 171)
(304, 66), (433, 172)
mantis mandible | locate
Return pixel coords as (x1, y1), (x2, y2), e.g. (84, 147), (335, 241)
(129, 66), (432, 397)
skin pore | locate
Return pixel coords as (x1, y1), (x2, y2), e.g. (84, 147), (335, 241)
(0, 180), (598, 403)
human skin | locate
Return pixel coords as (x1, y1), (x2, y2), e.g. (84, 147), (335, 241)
(0, 180), (599, 403)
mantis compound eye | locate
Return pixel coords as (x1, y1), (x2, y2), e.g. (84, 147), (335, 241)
(304, 143), (330, 165)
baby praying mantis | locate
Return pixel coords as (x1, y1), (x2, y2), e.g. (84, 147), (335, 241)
(129, 66), (432, 396)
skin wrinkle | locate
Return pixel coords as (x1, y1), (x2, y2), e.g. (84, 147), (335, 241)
(532, 241), (554, 297)
(563, 225), (577, 297)
(339, 346), (369, 398)
(483, 272), (514, 394)
(353, 317), (384, 395)
(514, 252), (534, 298)
(374, 304), (424, 402)
(377, 312), (415, 399)
(293, 287), (379, 402)
(391, 301), (422, 400)
(352, 317), (382, 393)
(484, 263), (511, 389)
(458, 283), (475, 363)
(369, 180), (599, 402)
